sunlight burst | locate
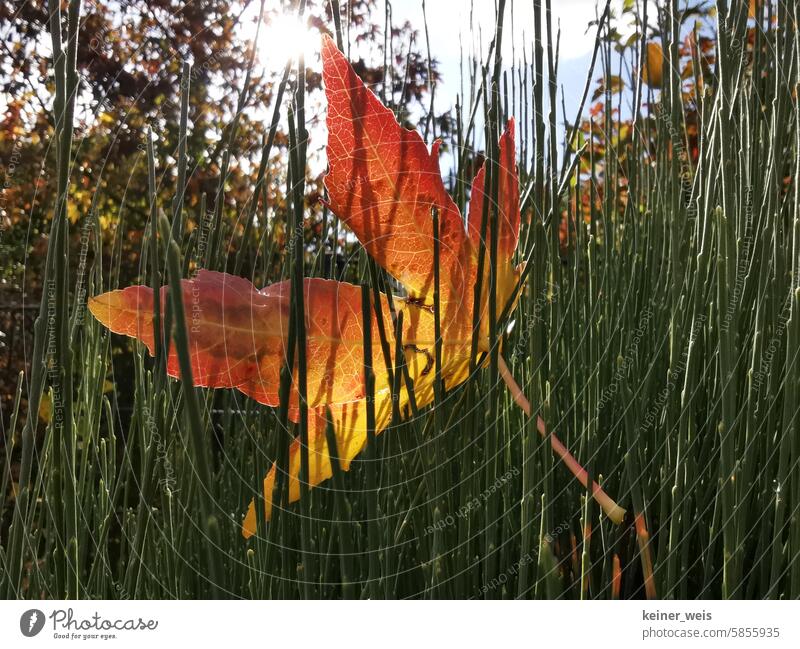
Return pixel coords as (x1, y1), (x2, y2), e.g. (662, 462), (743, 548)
(259, 11), (316, 71)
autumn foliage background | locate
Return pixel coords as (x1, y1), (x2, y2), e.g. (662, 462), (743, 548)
(2, 0), (800, 599)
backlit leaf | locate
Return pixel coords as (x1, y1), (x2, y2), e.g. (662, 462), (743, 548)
(87, 37), (624, 537)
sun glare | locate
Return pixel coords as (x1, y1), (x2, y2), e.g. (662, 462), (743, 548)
(258, 11), (316, 71)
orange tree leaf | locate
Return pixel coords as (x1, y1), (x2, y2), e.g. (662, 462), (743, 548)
(89, 270), (279, 394)
(322, 34), (476, 324)
(642, 42), (664, 88)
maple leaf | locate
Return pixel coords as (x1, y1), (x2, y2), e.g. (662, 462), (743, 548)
(642, 42), (664, 89)
(89, 35), (625, 538)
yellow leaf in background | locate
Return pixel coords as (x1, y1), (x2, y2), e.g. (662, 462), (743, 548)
(67, 201), (80, 224)
(103, 380), (115, 393)
(682, 58), (694, 80)
(38, 391), (52, 423)
(642, 42), (664, 88)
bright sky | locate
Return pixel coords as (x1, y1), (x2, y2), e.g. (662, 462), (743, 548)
(392, 0), (611, 64)
(391, 0), (615, 120)
(252, 0), (611, 66)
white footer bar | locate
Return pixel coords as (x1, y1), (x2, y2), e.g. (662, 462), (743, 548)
(2, 600), (798, 648)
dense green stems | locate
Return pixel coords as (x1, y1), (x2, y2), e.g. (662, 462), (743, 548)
(361, 285), (381, 598)
(5, 0), (800, 601)
(158, 215), (220, 596)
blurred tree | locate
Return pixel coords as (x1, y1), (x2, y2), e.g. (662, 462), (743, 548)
(0, 0), (442, 421)
(0, 0), (441, 285)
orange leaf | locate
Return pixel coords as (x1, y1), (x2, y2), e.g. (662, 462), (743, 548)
(642, 42), (664, 88)
(88, 37), (627, 538)
(90, 271), (287, 402)
(322, 35), (475, 320)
